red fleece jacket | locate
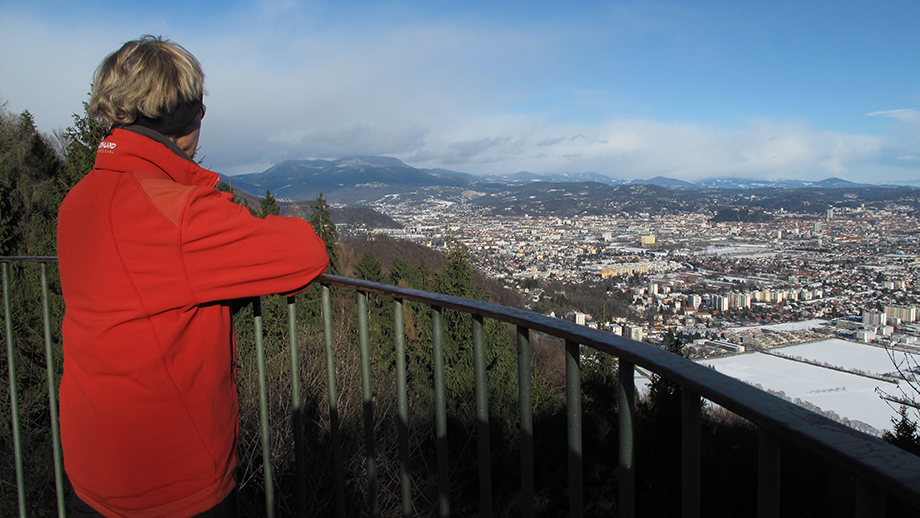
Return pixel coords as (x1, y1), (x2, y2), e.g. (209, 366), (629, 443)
(57, 128), (329, 517)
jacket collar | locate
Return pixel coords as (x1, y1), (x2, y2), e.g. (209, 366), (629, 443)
(93, 127), (220, 188)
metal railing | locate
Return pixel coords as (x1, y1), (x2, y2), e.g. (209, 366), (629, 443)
(3, 257), (920, 517)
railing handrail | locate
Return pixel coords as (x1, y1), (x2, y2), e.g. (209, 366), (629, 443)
(1, 256), (58, 262)
(318, 273), (920, 499)
(4, 257), (920, 514)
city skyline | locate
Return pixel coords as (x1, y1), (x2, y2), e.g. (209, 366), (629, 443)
(1, 0), (918, 183)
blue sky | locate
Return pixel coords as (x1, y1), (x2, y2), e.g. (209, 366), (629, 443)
(2, 0), (919, 184)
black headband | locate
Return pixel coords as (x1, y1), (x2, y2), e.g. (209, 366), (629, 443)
(132, 97), (203, 136)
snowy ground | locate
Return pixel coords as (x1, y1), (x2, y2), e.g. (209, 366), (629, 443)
(697, 244), (779, 259)
(699, 339), (918, 435)
(726, 319), (830, 332)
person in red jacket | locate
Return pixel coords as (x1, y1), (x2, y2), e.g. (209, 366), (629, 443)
(56, 35), (329, 518)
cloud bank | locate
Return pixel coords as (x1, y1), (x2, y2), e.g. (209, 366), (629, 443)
(0, 1), (917, 184)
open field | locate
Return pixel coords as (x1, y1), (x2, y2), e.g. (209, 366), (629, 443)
(701, 339), (918, 435)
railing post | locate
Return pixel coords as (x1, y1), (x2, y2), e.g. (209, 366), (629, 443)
(357, 291), (379, 518)
(855, 479), (886, 518)
(41, 264), (66, 517)
(473, 314), (493, 518)
(517, 325), (535, 518)
(322, 286), (346, 518)
(681, 389), (701, 518)
(565, 340), (583, 518)
(618, 359), (635, 518)
(287, 296), (307, 518)
(758, 427), (781, 518)
(393, 299), (413, 517)
(431, 305), (450, 518)
(2, 262), (27, 518)
(253, 297), (275, 518)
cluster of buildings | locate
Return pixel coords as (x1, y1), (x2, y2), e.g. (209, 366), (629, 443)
(362, 195), (920, 352)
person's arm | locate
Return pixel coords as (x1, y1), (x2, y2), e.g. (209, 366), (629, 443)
(179, 188), (330, 303)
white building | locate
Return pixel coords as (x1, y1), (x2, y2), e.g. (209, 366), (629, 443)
(863, 310), (887, 326)
(885, 306), (916, 323)
(625, 325), (645, 342)
(856, 329), (877, 342)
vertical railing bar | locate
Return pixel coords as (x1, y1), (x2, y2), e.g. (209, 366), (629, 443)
(855, 478), (886, 518)
(681, 389), (701, 518)
(287, 296), (307, 518)
(517, 325), (535, 518)
(757, 427), (781, 518)
(357, 291), (379, 518)
(618, 359), (635, 518)
(322, 286), (346, 518)
(253, 297), (275, 518)
(393, 298), (413, 517)
(472, 314), (493, 518)
(41, 264), (66, 517)
(2, 262), (27, 518)
(565, 340), (583, 518)
(431, 305), (450, 518)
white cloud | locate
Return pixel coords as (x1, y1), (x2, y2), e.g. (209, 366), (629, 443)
(866, 108), (920, 123)
(0, 3), (913, 184)
(392, 116), (885, 181)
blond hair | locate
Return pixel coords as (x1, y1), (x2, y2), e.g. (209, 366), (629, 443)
(89, 35), (205, 126)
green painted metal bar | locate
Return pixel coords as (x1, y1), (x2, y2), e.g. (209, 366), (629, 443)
(855, 478), (886, 518)
(757, 428), (780, 518)
(393, 298), (413, 517)
(253, 297), (275, 518)
(681, 389), (701, 518)
(2, 262), (27, 518)
(472, 314), (493, 518)
(287, 296), (307, 518)
(431, 306), (450, 518)
(357, 291), (379, 518)
(322, 286), (346, 518)
(517, 325), (535, 518)
(41, 264), (66, 517)
(618, 359), (635, 518)
(565, 340), (583, 518)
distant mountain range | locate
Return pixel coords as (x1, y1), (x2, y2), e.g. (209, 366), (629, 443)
(496, 172), (877, 190)
(220, 155), (910, 209)
(222, 156), (478, 203)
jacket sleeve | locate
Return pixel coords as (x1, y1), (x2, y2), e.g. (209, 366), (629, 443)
(179, 187), (330, 304)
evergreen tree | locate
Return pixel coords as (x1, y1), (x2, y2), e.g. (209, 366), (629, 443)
(309, 193), (340, 275)
(259, 189), (280, 218)
(883, 406), (920, 456)
(412, 257), (431, 292)
(56, 101), (105, 202)
(388, 256), (412, 287)
(353, 251), (395, 370)
(354, 251), (385, 283)
(215, 181), (257, 216)
(1, 110), (66, 256)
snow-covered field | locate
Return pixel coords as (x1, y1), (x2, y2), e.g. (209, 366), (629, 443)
(699, 339), (918, 436)
(772, 339), (914, 375)
(726, 319), (829, 332)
